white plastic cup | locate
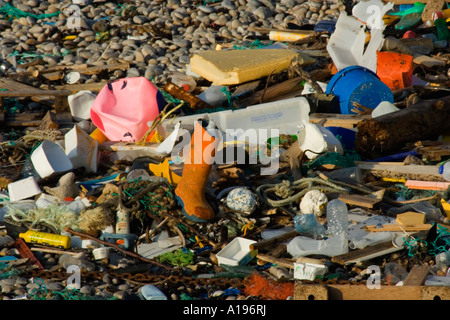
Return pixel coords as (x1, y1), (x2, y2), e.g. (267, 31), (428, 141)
(371, 101), (400, 118)
(31, 140), (73, 178)
(92, 247), (110, 260)
(297, 122), (344, 159)
(7, 177), (41, 202)
(68, 90), (97, 122)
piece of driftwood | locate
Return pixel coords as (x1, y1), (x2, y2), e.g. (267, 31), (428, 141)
(356, 161), (443, 181)
(415, 141), (450, 161)
(354, 95), (450, 159)
(294, 283), (450, 300)
(309, 113), (370, 129)
(403, 264), (431, 286)
(239, 76), (304, 106)
(3, 111), (73, 127)
(338, 193), (381, 209)
(364, 224), (432, 232)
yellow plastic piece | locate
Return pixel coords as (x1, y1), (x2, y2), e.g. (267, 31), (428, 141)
(441, 198), (450, 219)
(149, 158), (182, 184)
(19, 230), (71, 249)
(90, 128), (109, 144)
(63, 35), (77, 40)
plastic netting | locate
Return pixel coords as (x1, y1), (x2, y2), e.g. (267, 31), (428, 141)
(0, 2), (60, 21)
(404, 224), (450, 258)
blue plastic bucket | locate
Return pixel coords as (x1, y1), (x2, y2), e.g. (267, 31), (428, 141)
(326, 66), (394, 114)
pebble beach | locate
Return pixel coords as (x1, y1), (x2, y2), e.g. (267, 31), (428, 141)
(0, 0), (354, 85)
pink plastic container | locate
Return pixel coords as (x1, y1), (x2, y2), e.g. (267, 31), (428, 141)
(90, 77), (166, 142)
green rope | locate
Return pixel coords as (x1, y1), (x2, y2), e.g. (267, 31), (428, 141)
(0, 2), (60, 21)
(29, 278), (117, 300)
(9, 50), (70, 65)
(0, 264), (21, 280)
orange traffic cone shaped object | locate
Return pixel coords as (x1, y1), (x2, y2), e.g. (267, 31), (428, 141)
(175, 121), (218, 222)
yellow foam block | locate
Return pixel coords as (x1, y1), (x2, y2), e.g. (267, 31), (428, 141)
(190, 49), (306, 85)
(395, 211), (425, 227)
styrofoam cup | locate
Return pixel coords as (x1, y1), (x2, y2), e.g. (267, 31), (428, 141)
(65, 125), (98, 173)
(371, 101), (400, 118)
(8, 177), (41, 202)
(297, 122), (344, 159)
(68, 90), (96, 122)
(31, 140), (73, 178)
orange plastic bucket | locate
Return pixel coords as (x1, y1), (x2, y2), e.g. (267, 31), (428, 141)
(376, 51), (413, 91)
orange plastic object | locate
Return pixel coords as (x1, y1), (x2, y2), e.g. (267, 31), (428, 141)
(90, 128), (109, 144)
(174, 121), (218, 222)
(90, 77), (166, 142)
(376, 51), (413, 91)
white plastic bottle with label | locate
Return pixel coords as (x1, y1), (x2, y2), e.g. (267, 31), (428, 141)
(115, 208), (130, 234)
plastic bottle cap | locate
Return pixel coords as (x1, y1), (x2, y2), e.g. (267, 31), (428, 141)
(181, 84), (190, 91)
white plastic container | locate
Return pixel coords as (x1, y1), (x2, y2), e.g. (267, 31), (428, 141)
(65, 125), (98, 173)
(31, 140), (73, 178)
(7, 177), (41, 202)
(161, 96), (311, 146)
(68, 90), (96, 122)
(371, 101), (400, 118)
(140, 285), (168, 300)
(441, 162), (450, 182)
(297, 122), (343, 160)
(294, 258), (328, 281)
(326, 11), (389, 72)
(216, 237), (257, 266)
(92, 247), (110, 260)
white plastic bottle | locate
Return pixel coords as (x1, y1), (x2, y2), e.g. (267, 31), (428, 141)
(326, 199), (349, 238)
(440, 162), (450, 182)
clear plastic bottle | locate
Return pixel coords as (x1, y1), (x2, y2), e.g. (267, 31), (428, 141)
(198, 85), (229, 108)
(326, 199), (348, 238)
(170, 73), (197, 93)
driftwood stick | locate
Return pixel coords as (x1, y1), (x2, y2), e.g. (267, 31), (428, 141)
(355, 95), (450, 159)
(64, 227), (176, 272)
